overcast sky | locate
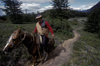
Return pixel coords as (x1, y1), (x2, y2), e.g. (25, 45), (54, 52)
(0, 0), (100, 15)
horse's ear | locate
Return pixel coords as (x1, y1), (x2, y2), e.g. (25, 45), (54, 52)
(17, 28), (21, 33)
(13, 31), (17, 39)
(12, 28), (21, 39)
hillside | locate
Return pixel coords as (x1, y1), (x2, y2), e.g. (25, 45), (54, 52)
(83, 1), (100, 13)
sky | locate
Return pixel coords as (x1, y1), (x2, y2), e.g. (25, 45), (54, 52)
(0, 0), (100, 15)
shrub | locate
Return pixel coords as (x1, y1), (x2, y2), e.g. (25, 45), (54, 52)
(84, 7), (100, 33)
(44, 17), (73, 38)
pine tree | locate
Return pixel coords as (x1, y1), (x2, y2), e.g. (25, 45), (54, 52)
(51, 0), (69, 9)
(84, 7), (100, 33)
(50, 0), (69, 19)
(1, 0), (23, 24)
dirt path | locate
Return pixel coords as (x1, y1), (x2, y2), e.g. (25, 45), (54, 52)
(37, 27), (82, 66)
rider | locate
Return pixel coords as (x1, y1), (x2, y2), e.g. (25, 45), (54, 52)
(32, 14), (54, 56)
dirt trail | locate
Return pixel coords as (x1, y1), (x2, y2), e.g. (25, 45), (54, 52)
(37, 27), (82, 66)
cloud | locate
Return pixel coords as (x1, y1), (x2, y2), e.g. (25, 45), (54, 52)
(70, 2), (97, 10)
(20, 0), (75, 3)
(68, 0), (75, 3)
(0, 5), (5, 16)
(38, 5), (53, 12)
(0, 0), (77, 14)
(0, 5), (4, 9)
(20, 1), (53, 13)
(0, 0), (98, 15)
(20, 0), (74, 13)
(20, 0), (51, 3)
(0, 9), (6, 16)
(21, 3), (41, 13)
(80, 3), (97, 9)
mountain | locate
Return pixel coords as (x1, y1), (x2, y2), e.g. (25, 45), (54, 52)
(83, 1), (100, 13)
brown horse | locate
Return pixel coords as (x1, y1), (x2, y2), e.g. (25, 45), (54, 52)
(3, 28), (55, 66)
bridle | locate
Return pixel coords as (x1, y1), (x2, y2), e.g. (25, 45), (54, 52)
(8, 32), (34, 51)
(8, 32), (26, 47)
(10, 32), (34, 51)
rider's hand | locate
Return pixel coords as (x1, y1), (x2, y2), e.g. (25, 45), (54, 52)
(32, 31), (35, 34)
(52, 34), (54, 38)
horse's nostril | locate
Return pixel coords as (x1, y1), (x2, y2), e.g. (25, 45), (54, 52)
(3, 50), (8, 54)
(3, 49), (5, 52)
(3, 49), (8, 54)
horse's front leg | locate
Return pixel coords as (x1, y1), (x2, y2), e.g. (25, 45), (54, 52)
(32, 56), (36, 66)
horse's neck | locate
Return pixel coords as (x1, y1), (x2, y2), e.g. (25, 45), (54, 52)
(23, 33), (33, 49)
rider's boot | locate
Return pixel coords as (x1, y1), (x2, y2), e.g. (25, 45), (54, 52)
(41, 47), (48, 63)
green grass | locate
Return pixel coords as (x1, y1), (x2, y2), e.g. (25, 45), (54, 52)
(0, 23), (36, 65)
(62, 18), (100, 66)
(0, 23), (35, 47)
(66, 27), (100, 66)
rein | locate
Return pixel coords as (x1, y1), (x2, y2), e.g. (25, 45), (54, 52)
(14, 32), (27, 47)
(11, 32), (34, 51)
(27, 35), (34, 51)
(16, 32), (34, 51)
(8, 32), (26, 48)
(8, 32), (34, 52)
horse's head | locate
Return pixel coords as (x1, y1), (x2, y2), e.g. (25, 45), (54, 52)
(3, 28), (25, 54)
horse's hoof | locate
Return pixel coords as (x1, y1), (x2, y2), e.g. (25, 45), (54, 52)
(32, 65), (34, 66)
(44, 53), (48, 61)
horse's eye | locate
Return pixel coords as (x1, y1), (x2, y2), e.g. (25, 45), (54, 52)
(12, 39), (16, 41)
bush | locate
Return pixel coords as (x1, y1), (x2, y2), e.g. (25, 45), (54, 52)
(69, 19), (79, 25)
(10, 14), (24, 24)
(49, 9), (69, 19)
(0, 16), (7, 21)
(44, 17), (73, 38)
(84, 7), (100, 33)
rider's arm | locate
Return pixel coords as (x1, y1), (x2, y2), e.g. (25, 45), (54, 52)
(33, 27), (37, 33)
(45, 21), (54, 35)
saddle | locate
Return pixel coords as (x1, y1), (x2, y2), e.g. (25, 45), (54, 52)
(31, 33), (55, 52)
(31, 33), (55, 61)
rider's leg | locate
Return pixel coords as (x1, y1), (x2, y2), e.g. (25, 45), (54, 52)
(41, 35), (48, 52)
(41, 35), (46, 45)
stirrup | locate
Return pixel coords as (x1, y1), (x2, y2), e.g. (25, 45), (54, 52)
(43, 51), (48, 61)
(44, 53), (48, 61)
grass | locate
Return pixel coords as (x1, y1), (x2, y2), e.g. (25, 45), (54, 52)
(0, 23), (36, 66)
(64, 19), (100, 66)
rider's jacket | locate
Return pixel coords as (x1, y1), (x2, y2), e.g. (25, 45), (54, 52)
(33, 20), (54, 35)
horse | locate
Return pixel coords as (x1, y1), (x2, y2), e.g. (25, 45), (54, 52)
(3, 28), (55, 66)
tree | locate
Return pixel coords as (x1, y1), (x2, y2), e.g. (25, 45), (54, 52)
(1, 0), (23, 24)
(50, 0), (69, 19)
(51, 0), (69, 9)
(84, 7), (100, 33)
(22, 13), (37, 23)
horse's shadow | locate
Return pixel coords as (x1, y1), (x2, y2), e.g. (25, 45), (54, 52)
(47, 45), (66, 61)
(35, 45), (66, 65)
(16, 45), (66, 66)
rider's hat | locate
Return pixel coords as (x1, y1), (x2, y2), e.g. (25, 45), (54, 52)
(36, 15), (42, 19)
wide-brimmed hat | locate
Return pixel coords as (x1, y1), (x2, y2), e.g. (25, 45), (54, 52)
(36, 15), (42, 19)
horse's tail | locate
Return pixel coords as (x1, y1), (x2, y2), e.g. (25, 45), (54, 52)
(48, 38), (55, 53)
